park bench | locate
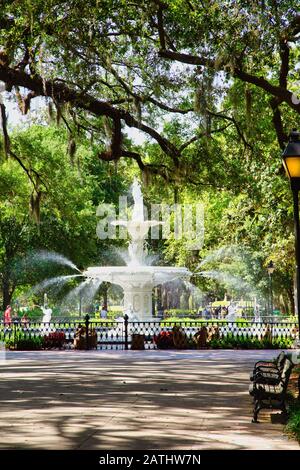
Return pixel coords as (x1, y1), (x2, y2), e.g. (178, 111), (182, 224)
(249, 354), (294, 423)
(249, 351), (286, 383)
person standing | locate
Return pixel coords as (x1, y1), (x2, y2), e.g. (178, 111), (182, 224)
(4, 305), (12, 324)
(100, 304), (108, 319)
(21, 313), (29, 325)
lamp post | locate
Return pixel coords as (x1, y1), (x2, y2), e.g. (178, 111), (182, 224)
(267, 260), (275, 318)
(282, 130), (300, 336)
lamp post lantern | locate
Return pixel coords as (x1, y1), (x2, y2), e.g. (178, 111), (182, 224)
(267, 260), (275, 318)
(282, 130), (300, 336)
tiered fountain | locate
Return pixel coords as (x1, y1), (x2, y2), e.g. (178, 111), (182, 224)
(83, 180), (191, 320)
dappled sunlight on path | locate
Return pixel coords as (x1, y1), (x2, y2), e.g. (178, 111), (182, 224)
(0, 350), (298, 449)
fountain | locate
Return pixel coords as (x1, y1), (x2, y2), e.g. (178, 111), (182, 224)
(83, 180), (191, 320)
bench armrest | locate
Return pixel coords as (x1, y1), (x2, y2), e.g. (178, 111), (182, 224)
(254, 360), (275, 368)
(255, 365), (279, 373)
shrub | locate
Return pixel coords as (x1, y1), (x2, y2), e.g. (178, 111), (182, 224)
(285, 401), (300, 442)
(20, 308), (43, 321)
(163, 309), (198, 320)
(5, 335), (44, 350)
(209, 335), (293, 350)
(153, 331), (174, 349)
(43, 332), (66, 349)
(16, 336), (44, 350)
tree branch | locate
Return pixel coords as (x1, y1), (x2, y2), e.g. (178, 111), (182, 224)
(282, 13), (300, 41)
(146, 95), (193, 114)
(120, 109), (180, 165)
(0, 102), (47, 190)
(106, 63), (193, 114)
(270, 98), (288, 150)
(0, 64), (184, 165)
(158, 51), (300, 113)
(0, 102), (10, 155)
(157, 3), (166, 50)
(206, 109), (253, 149)
(159, 49), (215, 68)
(179, 124), (232, 152)
(16, 47), (30, 72)
(279, 40), (290, 89)
(233, 68), (299, 112)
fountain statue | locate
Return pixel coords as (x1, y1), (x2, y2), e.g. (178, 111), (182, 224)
(83, 179), (191, 320)
(41, 293), (52, 323)
(41, 305), (52, 323)
(227, 302), (238, 321)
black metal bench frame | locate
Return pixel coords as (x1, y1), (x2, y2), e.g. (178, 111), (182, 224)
(250, 356), (294, 423)
(250, 351), (286, 382)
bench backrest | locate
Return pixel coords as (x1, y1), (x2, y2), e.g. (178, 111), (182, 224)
(276, 351), (286, 371)
(280, 358), (294, 391)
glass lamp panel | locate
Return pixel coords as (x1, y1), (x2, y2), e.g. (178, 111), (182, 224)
(284, 156), (300, 178)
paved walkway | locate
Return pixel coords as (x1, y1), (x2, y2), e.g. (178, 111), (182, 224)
(0, 349), (298, 450)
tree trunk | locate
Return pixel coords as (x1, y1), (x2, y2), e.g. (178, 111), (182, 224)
(2, 276), (12, 310)
(156, 286), (162, 311)
(103, 282), (108, 308)
(286, 286), (295, 316)
(162, 286), (168, 310)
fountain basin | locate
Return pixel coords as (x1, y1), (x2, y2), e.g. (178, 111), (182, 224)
(83, 266), (191, 320)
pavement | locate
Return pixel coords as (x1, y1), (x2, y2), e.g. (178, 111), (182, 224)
(0, 349), (299, 450)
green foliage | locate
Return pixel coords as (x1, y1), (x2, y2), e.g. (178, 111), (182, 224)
(0, 1), (299, 315)
(0, 124), (130, 309)
(5, 333), (44, 351)
(286, 399), (300, 442)
(209, 334), (293, 350)
(164, 309), (198, 318)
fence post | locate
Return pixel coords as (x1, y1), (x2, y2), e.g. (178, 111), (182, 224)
(13, 320), (18, 350)
(271, 321), (274, 346)
(124, 314), (129, 350)
(85, 314), (90, 350)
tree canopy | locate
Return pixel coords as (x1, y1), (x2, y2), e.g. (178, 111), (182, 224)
(0, 0), (299, 183)
(0, 1), (299, 314)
